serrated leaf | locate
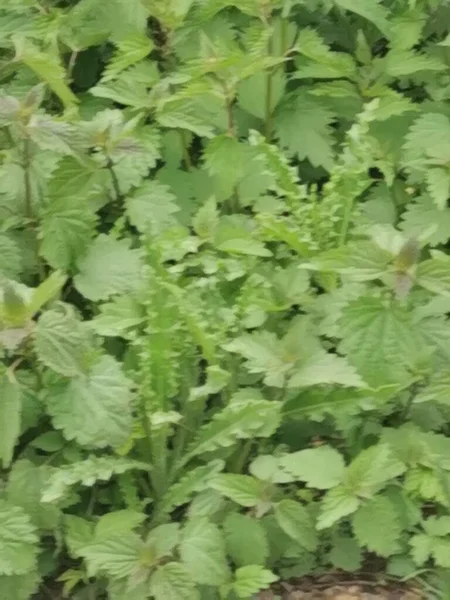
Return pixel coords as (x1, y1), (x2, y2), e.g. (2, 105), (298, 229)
(416, 258), (450, 297)
(274, 91), (335, 170)
(185, 398), (280, 461)
(180, 518), (229, 586)
(238, 69), (285, 120)
(0, 234), (22, 280)
(90, 296), (145, 337)
(7, 460), (59, 531)
(217, 238), (272, 257)
(224, 513), (269, 567)
(274, 500), (318, 552)
(34, 307), (92, 376)
(317, 486), (359, 530)
(0, 572), (40, 600)
(338, 296), (423, 386)
(295, 28), (356, 80)
(329, 535), (362, 572)
(74, 235), (143, 301)
(334, 0), (390, 34)
(95, 510), (146, 539)
(42, 456), (149, 503)
(233, 565), (278, 599)
(45, 355), (133, 448)
(79, 532), (144, 578)
(39, 196), (98, 271)
(126, 181), (180, 235)
(307, 241), (392, 281)
(288, 351), (366, 388)
(0, 500), (38, 575)
(0, 376), (21, 469)
(345, 444), (406, 498)
(401, 195), (450, 246)
(279, 446), (345, 490)
(426, 168), (450, 211)
(147, 523), (180, 560)
(352, 495), (402, 557)
(210, 474), (265, 507)
(102, 34), (153, 82)
(150, 562), (198, 600)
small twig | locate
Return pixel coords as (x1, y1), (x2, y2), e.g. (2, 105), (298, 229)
(67, 49), (79, 82)
(106, 157), (122, 203)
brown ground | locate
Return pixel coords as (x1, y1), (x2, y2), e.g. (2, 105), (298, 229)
(258, 575), (423, 600)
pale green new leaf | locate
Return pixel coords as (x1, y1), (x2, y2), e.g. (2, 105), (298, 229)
(102, 34), (154, 82)
(74, 235), (144, 301)
(0, 500), (38, 575)
(180, 518), (229, 586)
(42, 456), (150, 503)
(416, 258), (450, 297)
(274, 500), (318, 552)
(210, 474), (265, 507)
(0, 376), (21, 469)
(34, 307), (92, 377)
(233, 565), (278, 599)
(224, 513), (269, 567)
(279, 446), (345, 490)
(150, 562), (198, 600)
(352, 495), (402, 557)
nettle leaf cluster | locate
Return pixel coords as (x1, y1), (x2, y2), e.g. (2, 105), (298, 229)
(1, 0), (450, 599)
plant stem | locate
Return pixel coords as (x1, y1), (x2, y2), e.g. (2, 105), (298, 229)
(179, 130), (192, 170)
(106, 157), (122, 203)
(265, 31), (274, 140)
(23, 137), (44, 280)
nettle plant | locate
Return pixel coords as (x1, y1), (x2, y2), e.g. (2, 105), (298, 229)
(1, 0), (450, 599)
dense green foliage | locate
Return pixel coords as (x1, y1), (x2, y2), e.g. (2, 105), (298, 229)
(1, 0), (450, 598)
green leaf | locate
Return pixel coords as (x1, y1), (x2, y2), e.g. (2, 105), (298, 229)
(185, 397), (280, 461)
(426, 168), (450, 211)
(318, 486), (359, 530)
(45, 355), (133, 448)
(95, 510), (146, 539)
(180, 518), (229, 586)
(147, 523), (180, 560)
(279, 446), (345, 490)
(34, 307), (92, 376)
(238, 70), (285, 120)
(0, 572), (40, 600)
(126, 181), (180, 235)
(415, 371), (450, 407)
(223, 513), (269, 567)
(274, 91), (335, 170)
(338, 296), (423, 386)
(210, 474), (266, 507)
(102, 34), (154, 82)
(294, 28), (356, 80)
(0, 376), (21, 469)
(217, 238), (272, 257)
(274, 500), (318, 552)
(288, 351), (366, 389)
(90, 296), (145, 337)
(39, 196), (98, 271)
(74, 235), (144, 301)
(0, 500), (38, 575)
(352, 495), (402, 557)
(307, 241), (392, 281)
(416, 258), (450, 297)
(329, 535), (362, 572)
(233, 565), (278, 599)
(79, 532), (144, 578)
(28, 271), (67, 317)
(42, 456), (149, 503)
(0, 234), (22, 281)
(6, 460), (60, 531)
(345, 444), (406, 498)
(150, 562), (198, 600)
(333, 0), (390, 34)
(401, 196), (450, 246)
